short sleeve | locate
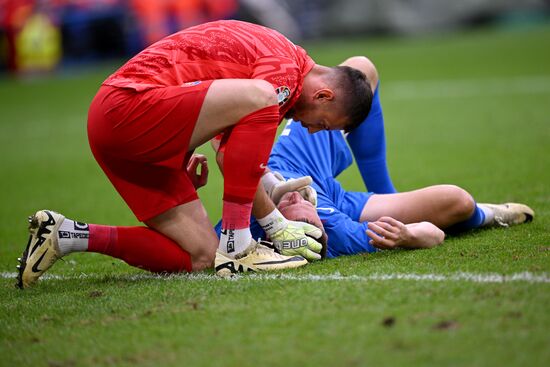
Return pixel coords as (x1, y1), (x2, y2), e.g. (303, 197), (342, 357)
(250, 56), (303, 118)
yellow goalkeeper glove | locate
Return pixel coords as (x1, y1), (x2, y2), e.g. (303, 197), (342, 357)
(257, 209), (323, 261)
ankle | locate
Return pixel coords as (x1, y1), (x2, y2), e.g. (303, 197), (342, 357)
(57, 218), (90, 256)
(218, 228), (252, 257)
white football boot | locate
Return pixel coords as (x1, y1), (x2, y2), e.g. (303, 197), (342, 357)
(215, 240), (307, 277)
(17, 210), (65, 289)
(214, 251), (257, 277)
(478, 203), (535, 227)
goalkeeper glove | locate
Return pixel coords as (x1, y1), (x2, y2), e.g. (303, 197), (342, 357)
(257, 208), (323, 261)
(261, 171), (318, 206)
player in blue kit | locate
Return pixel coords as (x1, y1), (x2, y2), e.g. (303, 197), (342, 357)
(232, 56), (535, 258)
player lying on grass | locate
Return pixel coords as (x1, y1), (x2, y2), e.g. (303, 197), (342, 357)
(241, 56), (534, 256)
(249, 173), (534, 257)
(16, 20), (375, 288)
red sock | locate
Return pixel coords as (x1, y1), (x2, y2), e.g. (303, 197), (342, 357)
(222, 105), (279, 226)
(222, 201), (253, 229)
(87, 224), (192, 273)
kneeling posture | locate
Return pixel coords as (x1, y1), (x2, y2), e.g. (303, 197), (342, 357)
(16, 21), (376, 288)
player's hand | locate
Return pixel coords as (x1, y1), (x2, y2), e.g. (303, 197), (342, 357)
(366, 217), (412, 250)
(187, 154), (209, 189)
(270, 220), (323, 261)
(265, 172), (318, 206)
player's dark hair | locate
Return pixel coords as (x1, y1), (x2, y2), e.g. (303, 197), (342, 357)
(333, 66), (373, 132)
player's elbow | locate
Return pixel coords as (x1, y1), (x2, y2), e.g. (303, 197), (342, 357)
(413, 222), (445, 249)
(341, 56), (379, 89)
(424, 226), (445, 249)
(429, 226), (446, 248)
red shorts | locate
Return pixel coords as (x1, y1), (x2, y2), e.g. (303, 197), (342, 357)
(87, 81), (213, 221)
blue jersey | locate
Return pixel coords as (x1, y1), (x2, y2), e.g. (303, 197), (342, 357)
(218, 85), (396, 258)
(257, 120), (377, 257)
(269, 120), (352, 183)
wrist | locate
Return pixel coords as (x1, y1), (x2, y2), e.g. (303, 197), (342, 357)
(261, 171), (279, 196)
(257, 208), (288, 236)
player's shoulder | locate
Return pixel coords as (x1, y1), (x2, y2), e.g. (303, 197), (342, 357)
(195, 19), (275, 35)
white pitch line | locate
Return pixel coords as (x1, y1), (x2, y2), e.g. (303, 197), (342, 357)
(384, 75), (550, 100)
(2, 271), (549, 284)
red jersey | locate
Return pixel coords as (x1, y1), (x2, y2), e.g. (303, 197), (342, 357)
(104, 20), (315, 118)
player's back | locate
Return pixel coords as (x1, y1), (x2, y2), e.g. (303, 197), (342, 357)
(269, 120), (353, 183)
(103, 20), (311, 92)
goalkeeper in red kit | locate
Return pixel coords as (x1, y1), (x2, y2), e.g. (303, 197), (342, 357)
(17, 20), (373, 287)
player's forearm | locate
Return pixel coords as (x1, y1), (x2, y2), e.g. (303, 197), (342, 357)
(252, 183), (276, 219)
(400, 222), (445, 249)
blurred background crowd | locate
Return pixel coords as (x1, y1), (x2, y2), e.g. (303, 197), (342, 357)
(1, 0), (549, 75)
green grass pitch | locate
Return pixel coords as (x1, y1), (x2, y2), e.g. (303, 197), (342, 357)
(1, 24), (549, 367)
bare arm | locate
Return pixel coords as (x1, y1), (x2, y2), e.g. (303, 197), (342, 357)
(366, 216), (445, 250)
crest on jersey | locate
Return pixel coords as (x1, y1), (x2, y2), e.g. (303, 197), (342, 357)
(182, 81), (202, 87)
(275, 86), (291, 106)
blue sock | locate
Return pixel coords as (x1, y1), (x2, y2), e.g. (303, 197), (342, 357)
(346, 83), (397, 194)
(446, 204), (486, 234)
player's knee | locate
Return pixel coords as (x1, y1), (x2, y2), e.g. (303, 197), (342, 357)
(342, 56), (379, 88)
(247, 80), (277, 110)
(447, 185), (476, 220)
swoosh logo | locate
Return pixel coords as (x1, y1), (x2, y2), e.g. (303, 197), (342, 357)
(254, 257), (305, 265)
(30, 211), (55, 256)
(32, 249), (48, 273)
(215, 260), (255, 274)
(317, 207), (335, 214)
